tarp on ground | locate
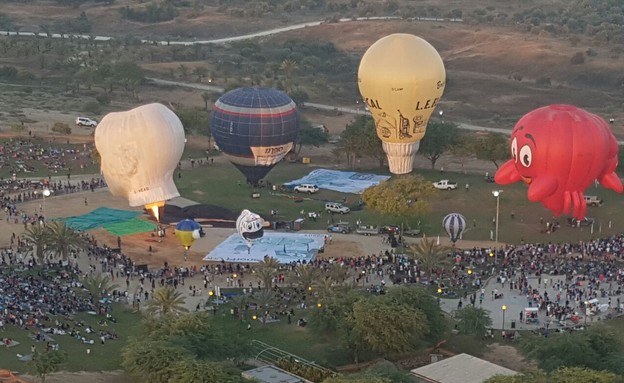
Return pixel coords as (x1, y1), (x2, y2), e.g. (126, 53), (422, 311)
(102, 218), (158, 236)
(283, 169), (390, 194)
(61, 207), (141, 231)
(203, 232), (325, 264)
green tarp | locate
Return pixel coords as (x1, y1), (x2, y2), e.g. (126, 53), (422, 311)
(62, 207), (141, 232)
(102, 218), (157, 236)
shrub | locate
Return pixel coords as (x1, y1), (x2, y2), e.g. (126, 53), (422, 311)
(52, 122), (71, 135)
(570, 52), (585, 64)
(83, 101), (102, 115)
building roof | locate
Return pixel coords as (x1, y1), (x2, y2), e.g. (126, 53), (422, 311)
(410, 353), (517, 383)
(241, 365), (308, 383)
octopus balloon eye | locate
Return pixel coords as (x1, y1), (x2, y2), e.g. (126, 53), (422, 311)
(520, 145), (532, 167)
(247, 223), (253, 230)
(511, 138), (518, 163)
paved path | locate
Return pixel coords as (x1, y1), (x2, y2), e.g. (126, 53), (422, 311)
(440, 274), (623, 331)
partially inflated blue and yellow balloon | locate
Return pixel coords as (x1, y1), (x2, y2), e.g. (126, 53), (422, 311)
(175, 219), (201, 250)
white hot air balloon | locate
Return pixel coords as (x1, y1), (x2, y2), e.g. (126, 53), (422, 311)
(95, 103), (185, 220)
(236, 209), (265, 252)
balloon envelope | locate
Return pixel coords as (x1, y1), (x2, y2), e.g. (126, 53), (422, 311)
(443, 213), (466, 243)
(175, 219), (201, 250)
(495, 104), (622, 219)
(95, 103), (185, 207)
(358, 33), (446, 174)
(236, 209), (264, 247)
(211, 87), (300, 184)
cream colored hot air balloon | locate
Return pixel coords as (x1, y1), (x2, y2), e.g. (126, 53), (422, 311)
(358, 33), (446, 174)
(95, 103), (185, 220)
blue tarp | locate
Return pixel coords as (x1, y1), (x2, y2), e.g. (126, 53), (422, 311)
(61, 207), (141, 231)
(284, 169), (390, 194)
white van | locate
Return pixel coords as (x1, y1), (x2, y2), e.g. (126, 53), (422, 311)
(294, 184), (319, 194)
(75, 117), (98, 127)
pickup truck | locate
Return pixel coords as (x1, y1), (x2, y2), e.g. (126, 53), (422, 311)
(432, 180), (458, 190)
(355, 225), (379, 236)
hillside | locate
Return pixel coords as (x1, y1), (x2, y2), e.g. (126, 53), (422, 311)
(0, 0), (622, 136)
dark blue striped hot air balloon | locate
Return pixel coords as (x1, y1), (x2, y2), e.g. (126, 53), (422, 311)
(443, 213), (466, 244)
(210, 87), (300, 185)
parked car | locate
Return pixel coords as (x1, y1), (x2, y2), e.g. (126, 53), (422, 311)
(583, 195), (603, 207)
(402, 228), (422, 237)
(379, 225), (400, 235)
(485, 175), (495, 183)
(294, 184), (319, 194)
(327, 222), (352, 234)
(325, 202), (350, 214)
(567, 217), (595, 227)
(75, 117), (98, 127)
(432, 180), (458, 190)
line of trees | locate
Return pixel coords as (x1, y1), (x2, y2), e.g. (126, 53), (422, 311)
(335, 116), (509, 171)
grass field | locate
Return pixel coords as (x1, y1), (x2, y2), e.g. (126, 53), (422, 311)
(0, 304), (141, 373)
(174, 158), (624, 245)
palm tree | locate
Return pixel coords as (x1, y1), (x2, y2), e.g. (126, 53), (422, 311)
(45, 222), (87, 261)
(328, 263), (349, 285)
(82, 273), (119, 305)
(255, 256), (280, 289)
(408, 238), (451, 283)
(288, 264), (320, 291)
(22, 224), (50, 263)
(256, 268), (276, 290)
(229, 295), (249, 321)
(251, 289), (277, 313)
(146, 287), (189, 317)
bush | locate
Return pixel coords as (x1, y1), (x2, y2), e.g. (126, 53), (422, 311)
(10, 123), (25, 132)
(83, 101), (102, 115)
(52, 122), (71, 135)
(570, 52), (585, 64)
(95, 93), (111, 105)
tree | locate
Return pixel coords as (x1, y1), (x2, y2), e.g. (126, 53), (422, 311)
(229, 295), (249, 321)
(419, 121), (458, 169)
(82, 273), (119, 305)
(29, 350), (67, 383)
(255, 256), (279, 289)
(201, 91), (212, 110)
(519, 325), (623, 374)
(471, 133), (509, 169)
(45, 222), (87, 261)
(146, 287), (189, 317)
(338, 116), (384, 168)
(295, 122), (329, 156)
(192, 66), (208, 82)
(288, 263), (320, 291)
(346, 297), (428, 361)
(454, 306), (492, 335)
(309, 289), (362, 335)
(250, 289), (277, 315)
(22, 224), (49, 263)
(386, 285), (448, 341)
(407, 238), (451, 283)
(361, 175), (435, 220)
(485, 367), (620, 383)
(122, 339), (189, 383)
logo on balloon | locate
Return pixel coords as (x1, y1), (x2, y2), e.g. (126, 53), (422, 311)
(358, 33), (446, 175)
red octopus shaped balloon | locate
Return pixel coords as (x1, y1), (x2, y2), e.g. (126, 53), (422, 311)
(495, 104), (622, 219)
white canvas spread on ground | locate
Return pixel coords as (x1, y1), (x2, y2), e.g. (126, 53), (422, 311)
(202, 232), (325, 263)
(284, 169), (390, 194)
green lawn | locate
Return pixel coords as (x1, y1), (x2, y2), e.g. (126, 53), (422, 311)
(0, 304), (141, 373)
(174, 159), (624, 245)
